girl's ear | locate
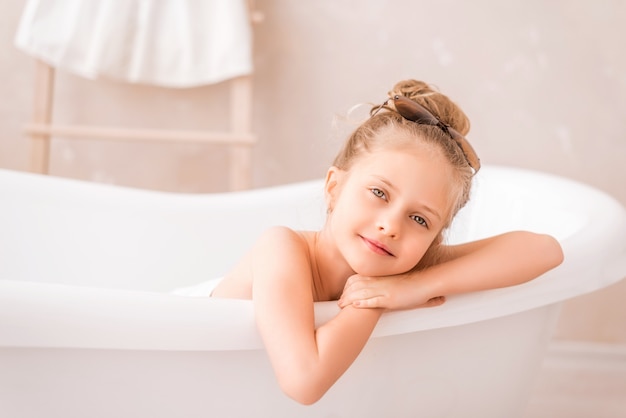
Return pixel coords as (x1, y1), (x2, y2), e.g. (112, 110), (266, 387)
(324, 166), (344, 212)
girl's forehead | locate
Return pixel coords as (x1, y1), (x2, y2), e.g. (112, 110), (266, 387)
(370, 128), (441, 158)
(347, 147), (457, 218)
(355, 143), (444, 171)
(350, 147), (451, 184)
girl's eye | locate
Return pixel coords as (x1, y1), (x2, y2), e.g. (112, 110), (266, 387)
(411, 214), (428, 228)
(371, 188), (386, 200)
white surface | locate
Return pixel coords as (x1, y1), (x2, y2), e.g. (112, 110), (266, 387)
(0, 166), (625, 417)
(525, 341), (626, 418)
(14, 0), (253, 86)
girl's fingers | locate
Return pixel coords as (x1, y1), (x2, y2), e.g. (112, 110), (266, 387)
(338, 289), (371, 308)
(338, 289), (384, 309)
(340, 295), (445, 310)
(342, 275), (371, 291)
(352, 297), (384, 308)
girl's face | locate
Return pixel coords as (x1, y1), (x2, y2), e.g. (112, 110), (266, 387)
(325, 145), (454, 277)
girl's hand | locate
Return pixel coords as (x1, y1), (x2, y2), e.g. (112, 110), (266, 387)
(337, 274), (445, 311)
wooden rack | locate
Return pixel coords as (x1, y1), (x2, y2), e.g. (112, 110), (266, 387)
(25, 60), (256, 191)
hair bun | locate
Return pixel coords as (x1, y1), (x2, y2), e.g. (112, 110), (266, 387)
(390, 79), (470, 136)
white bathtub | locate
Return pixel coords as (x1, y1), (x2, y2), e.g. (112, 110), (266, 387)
(1, 165), (625, 418)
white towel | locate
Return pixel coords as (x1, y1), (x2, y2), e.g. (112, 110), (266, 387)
(15, 0), (253, 87)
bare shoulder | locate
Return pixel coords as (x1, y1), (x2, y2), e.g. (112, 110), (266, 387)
(252, 226), (315, 300)
(258, 225), (304, 242)
(252, 226), (312, 274)
(214, 227), (309, 299)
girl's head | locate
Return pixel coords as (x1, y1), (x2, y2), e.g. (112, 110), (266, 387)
(327, 79), (479, 271)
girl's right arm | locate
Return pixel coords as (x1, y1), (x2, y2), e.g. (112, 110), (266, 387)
(252, 226), (382, 405)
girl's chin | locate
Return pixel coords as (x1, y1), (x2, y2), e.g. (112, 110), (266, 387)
(348, 264), (403, 278)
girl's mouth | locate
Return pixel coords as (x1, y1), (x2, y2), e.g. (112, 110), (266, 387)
(360, 236), (394, 256)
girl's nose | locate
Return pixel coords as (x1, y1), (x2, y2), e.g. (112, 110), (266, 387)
(376, 214), (399, 238)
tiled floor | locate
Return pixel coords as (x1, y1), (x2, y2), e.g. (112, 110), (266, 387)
(524, 341), (626, 418)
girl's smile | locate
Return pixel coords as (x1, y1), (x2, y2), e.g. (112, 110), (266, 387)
(359, 235), (394, 257)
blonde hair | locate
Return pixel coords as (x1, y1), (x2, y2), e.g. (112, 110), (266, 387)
(332, 79), (475, 270)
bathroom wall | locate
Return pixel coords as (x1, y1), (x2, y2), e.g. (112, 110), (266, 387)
(1, 0), (625, 343)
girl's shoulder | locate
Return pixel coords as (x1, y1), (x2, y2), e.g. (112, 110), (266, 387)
(259, 225), (304, 242)
(255, 226), (312, 256)
(251, 227), (317, 293)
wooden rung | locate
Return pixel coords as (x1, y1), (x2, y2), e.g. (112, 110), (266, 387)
(30, 60), (55, 174)
(229, 146), (253, 191)
(24, 124), (257, 145)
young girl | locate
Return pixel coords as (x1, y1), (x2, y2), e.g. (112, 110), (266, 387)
(209, 79), (564, 405)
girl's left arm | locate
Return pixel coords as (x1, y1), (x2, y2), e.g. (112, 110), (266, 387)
(339, 231), (564, 310)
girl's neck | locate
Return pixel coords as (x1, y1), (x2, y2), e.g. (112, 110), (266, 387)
(309, 228), (355, 301)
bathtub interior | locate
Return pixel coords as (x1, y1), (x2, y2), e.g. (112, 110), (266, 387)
(0, 175), (321, 292)
(447, 170), (587, 244)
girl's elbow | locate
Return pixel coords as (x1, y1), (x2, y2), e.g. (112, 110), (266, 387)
(289, 391), (325, 406)
(539, 233), (564, 268)
(279, 379), (327, 405)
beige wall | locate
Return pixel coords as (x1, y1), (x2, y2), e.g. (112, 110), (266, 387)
(1, 1), (625, 342)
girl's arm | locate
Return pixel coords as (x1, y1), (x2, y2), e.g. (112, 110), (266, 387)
(252, 227), (382, 405)
(338, 231), (564, 310)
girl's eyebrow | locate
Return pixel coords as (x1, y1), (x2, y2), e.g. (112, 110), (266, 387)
(414, 202), (442, 222)
(375, 176), (443, 222)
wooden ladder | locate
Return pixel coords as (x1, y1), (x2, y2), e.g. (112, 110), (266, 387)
(25, 60), (256, 191)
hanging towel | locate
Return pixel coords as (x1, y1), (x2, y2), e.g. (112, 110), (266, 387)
(14, 0), (253, 87)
